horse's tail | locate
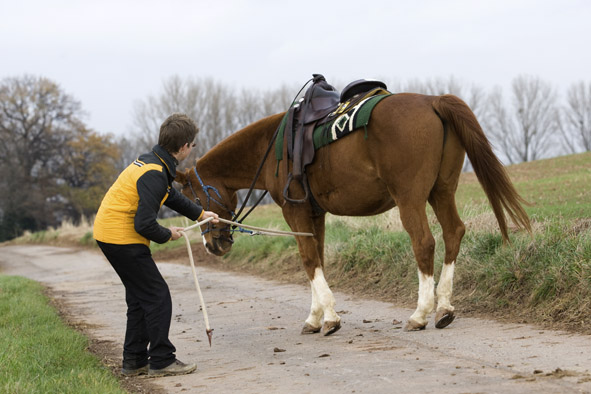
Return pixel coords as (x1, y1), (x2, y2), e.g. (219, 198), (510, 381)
(432, 94), (531, 242)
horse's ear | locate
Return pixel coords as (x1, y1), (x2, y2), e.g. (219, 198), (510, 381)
(174, 169), (189, 185)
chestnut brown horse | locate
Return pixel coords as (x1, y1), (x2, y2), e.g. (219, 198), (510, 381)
(176, 93), (531, 335)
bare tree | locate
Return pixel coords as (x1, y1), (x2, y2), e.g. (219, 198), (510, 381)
(131, 76), (239, 169)
(485, 75), (558, 164)
(131, 75), (207, 154)
(114, 135), (140, 172)
(230, 85), (296, 207)
(397, 76), (487, 118)
(558, 81), (591, 153)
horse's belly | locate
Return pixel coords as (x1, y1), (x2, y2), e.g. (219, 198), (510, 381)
(306, 126), (405, 216)
(308, 166), (395, 216)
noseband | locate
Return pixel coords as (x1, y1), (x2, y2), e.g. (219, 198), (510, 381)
(184, 168), (235, 243)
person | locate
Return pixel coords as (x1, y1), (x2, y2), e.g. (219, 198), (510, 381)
(93, 113), (218, 377)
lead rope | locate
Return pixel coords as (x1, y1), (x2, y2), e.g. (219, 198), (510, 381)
(180, 216), (313, 346)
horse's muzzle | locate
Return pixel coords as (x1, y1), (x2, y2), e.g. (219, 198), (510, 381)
(204, 236), (233, 256)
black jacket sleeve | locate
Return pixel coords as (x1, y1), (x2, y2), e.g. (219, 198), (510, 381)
(134, 170), (172, 244)
(164, 187), (204, 220)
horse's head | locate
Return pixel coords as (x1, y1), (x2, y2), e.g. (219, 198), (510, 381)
(176, 167), (237, 256)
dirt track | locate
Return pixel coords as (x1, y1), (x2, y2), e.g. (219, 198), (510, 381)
(1, 245), (591, 393)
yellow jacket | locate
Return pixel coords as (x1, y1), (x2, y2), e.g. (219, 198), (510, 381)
(93, 145), (203, 246)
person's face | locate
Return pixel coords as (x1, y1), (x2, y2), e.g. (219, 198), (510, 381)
(178, 141), (196, 161)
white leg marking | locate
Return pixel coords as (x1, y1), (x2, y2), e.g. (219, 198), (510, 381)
(409, 270), (435, 326)
(436, 261), (455, 312)
(305, 282), (323, 328)
(306, 267), (339, 325)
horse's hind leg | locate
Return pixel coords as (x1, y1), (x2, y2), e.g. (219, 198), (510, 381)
(429, 190), (465, 329)
(397, 201), (436, 331)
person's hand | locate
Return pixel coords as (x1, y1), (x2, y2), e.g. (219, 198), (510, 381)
(169, 226), (185, 241)
(201, 211), (219, 224)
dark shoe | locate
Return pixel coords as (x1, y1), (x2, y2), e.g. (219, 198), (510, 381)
(121, 364), (149, 376)
(148, 360), (197, 377)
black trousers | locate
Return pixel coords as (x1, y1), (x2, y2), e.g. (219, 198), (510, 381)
(97, 241), (176, 370)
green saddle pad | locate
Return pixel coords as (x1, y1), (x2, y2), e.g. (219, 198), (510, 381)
(275, 93), (392, 162)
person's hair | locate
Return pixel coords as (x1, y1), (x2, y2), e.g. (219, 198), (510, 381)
(158, 113), (199, 154)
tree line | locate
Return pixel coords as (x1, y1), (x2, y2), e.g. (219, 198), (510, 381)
(0, 74), (589, 241)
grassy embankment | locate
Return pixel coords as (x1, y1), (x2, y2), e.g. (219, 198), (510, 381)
(8, 152), (591, 333)
(0, 275), (125, 393)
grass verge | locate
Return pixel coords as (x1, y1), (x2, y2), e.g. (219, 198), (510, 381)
(0, 275), (126, 394)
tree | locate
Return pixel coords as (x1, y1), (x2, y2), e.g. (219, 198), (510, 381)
(130, 76), (294, 208)
(485, 75), (558, 164)
(131, 75), (236, 167)
(558, 81), (591, 153)
(114, 135), (140, 172)
(0, 75), (120, 240)
(0, 75), (83, 237)
(53, 128), (121, 222)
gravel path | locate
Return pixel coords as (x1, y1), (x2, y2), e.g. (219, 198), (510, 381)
(1, 245), (590, 393)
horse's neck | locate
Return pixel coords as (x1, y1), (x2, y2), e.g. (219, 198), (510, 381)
(198, 113), (284, 190)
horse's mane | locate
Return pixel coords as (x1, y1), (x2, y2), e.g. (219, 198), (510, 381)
(197, 112), (285, 176)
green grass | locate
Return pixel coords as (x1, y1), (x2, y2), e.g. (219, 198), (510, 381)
(0, 276), (125, 394)
(457, 152), (591, 220)
(456, 220), (591, 320)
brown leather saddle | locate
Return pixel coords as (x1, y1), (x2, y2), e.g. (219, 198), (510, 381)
(283, 74), (387, 204)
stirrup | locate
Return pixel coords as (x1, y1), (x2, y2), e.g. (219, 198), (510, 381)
(283, 173), (309, 204)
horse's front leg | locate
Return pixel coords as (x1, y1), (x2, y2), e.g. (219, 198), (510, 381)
(284, 209), (341, 336)
(301, 256), (341, 336)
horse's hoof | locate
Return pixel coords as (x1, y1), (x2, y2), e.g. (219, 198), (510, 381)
(301, 323), (321, 334)
(435, 309), (455, 329)
(404, 319), (426, 332)
(323, 320), (341, 336)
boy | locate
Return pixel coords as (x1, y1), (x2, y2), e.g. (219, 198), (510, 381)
(94, 113), (218, 377)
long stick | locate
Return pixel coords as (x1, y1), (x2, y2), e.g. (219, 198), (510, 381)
(179, 227), (214, 346)
(179, 214), (312, 346)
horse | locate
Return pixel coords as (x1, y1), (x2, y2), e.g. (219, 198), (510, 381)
(175, 93), (531, 335)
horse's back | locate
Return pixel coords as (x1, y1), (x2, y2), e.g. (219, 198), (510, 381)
(307, 94), (447, 215)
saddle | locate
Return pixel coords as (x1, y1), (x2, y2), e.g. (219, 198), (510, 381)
(283, 74), (387, 204)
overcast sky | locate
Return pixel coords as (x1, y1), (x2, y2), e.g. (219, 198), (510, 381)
(2, 0), (590, 137)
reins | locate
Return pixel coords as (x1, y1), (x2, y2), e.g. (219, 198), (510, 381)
(221, 77), (316, 226)
(230, 114), (282, 226)
(184, 217), (313, 237)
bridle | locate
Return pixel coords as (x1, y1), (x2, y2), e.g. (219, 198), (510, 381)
(182, 81), (311, 243)
(183, 168), (236, 244)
